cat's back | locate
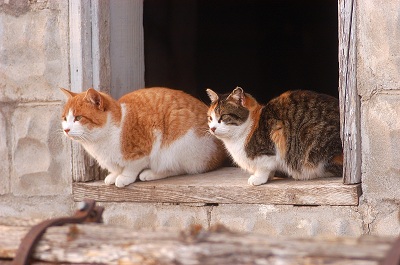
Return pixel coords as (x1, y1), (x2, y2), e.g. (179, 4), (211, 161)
(267, 90), (339, 121)
(119, 87), (210, 146)
(119, 87), (207, 115)
(261, 90), (342, 175)
(267, 90), (339, 113)
(262, 90), (340, 147)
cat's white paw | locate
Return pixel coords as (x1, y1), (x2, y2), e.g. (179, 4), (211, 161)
(139, 169), (167, 181)
(104, 173), (118, 185)
(115, 175), (136, 187)
(248, 175), (268, 186)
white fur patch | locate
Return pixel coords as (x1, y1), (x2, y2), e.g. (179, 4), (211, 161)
(82, 113), (124, 172)
(208, 109), (283, 185)
(149, 129), (216, 176)
(209, 112), (260, 172)
(290, 162), (328, 180)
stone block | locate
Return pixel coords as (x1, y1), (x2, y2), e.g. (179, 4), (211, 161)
(211, 204), (363, 237)
(100, 202), (211, 231)
(0, 195), (74, 219)
(359, 200), (400, 236)
(372, 207), (400, 236)
(362, 94), (400, 201)
(11, 102), (72, 196)
(0, 1), (69, 103)
(358, 1), (400, 96)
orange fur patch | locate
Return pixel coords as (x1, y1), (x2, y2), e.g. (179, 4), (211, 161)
(244, 95), (263, 145)
(270, 121), (287, 158)
(279, 91), (292, 100)
(242, 93), (259, 110)
(119, 88), (218, 160)
(332, 153), (343, 166)
(272, 91), (293, 108)
(207, 102), (218, 119)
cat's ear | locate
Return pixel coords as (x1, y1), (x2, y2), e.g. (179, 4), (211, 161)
(60, 88), (77, 99)
(84, 88), (105, 111)
(206, 88), (219, 102)
(228, 86), (245, 106)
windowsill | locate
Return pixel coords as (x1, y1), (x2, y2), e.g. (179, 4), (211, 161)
(73, 167), (361, 206)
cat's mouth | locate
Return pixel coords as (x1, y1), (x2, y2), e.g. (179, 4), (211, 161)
(208, 127), (220, 137)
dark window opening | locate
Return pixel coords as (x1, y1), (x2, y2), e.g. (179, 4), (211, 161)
(144, 0), (338, 104)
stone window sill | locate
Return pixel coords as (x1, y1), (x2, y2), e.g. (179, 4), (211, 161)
(73, 167), (361, 206)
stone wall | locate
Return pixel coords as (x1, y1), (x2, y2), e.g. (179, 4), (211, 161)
(0, 1), (74, 217)
(0, 0), (398, 238)
(99, 202), (364, 237)
(357, 0), (400, 236)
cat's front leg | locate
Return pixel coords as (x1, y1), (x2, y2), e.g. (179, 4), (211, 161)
(115, 157), (150, 187)
(103, 165), (122, 185)
(248, 169), (275, 186)
(104, 172), (119, 185)
(139, 169), (173, 182)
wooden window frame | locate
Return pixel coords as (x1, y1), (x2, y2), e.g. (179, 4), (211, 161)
(338, 0), (361, 185)
(68, 0), (361, 206)
(68, 0), (144, 182)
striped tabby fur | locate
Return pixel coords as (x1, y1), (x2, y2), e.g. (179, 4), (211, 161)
(206, 87), (342, 186)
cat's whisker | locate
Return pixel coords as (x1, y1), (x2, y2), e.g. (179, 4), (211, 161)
(204, 130), (214, 137)
(198, 127), (211, 134)
(48, 128), (67, 144)
(52, 128), (65, 136)
(78, 134), (90, 143)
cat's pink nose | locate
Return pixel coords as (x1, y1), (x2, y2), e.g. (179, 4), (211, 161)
(210, 127), (216, 132)
(64, 129), (70, 134)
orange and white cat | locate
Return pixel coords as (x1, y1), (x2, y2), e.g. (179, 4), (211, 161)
(61, 87), (226, 187)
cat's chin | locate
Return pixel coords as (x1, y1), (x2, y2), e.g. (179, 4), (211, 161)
(210, 132), (223, 139)
(67, 135), (81, 141)
(64, 132), (85, 141)
(208, 129), (223, 139)
(214, 133), (230, 141)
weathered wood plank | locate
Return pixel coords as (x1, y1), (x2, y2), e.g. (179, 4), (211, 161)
(73, 167), (361, 205)
(69, 0), (103, 182)
(109, 0), (145, 99)
(91, 0), (111, 94)
(0, 223), (394, 264)
(338, 0), (361, 184)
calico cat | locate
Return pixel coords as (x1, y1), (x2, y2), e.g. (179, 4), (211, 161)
(206, 87), (342, 186)
(61, 87), (226, 187)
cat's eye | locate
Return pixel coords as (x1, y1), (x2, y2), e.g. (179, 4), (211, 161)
(226, 114), (237, 119)
(207, 116), (212, 122)
(74, 116), (82, 122)
(219, 114), (229, 123)
(219, 114), (237, 124)
(221, 113), (239, 122)
(62, 117), (67, 121)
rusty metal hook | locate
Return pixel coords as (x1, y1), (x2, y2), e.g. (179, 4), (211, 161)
(12, 198), (104, 265)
